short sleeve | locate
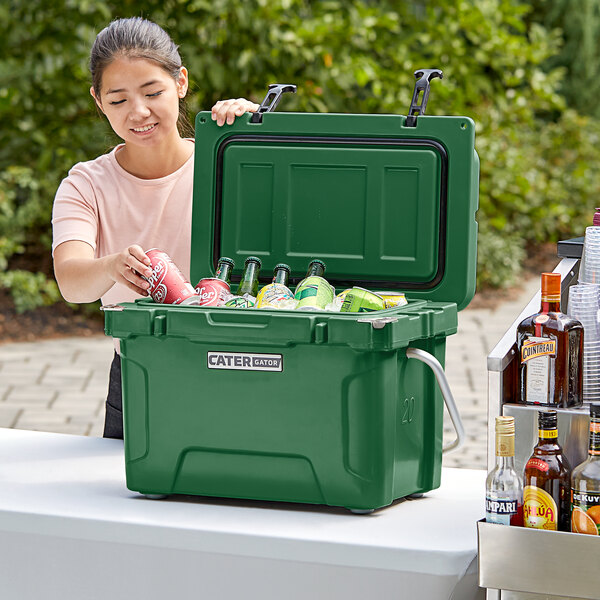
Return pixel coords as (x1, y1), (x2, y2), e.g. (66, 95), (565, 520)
(52, 166), (99, 256)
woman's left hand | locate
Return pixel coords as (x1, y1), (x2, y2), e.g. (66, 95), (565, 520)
(211, 98), (259, 126)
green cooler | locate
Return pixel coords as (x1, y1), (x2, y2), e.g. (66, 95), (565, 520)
(104, 73), (479, 513)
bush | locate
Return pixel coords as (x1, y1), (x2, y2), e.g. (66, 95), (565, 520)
(0, 0), (596, 309)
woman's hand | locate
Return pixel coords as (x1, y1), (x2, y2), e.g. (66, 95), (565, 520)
(107, 245), (153, 296)
(211, 98), (260, 126)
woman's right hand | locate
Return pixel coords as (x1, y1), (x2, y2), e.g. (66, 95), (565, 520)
(107, 244), (153, 296)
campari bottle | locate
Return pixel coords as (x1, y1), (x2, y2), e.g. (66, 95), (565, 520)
(486, 416), (523, 526)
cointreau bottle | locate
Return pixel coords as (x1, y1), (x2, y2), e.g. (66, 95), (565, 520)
(516, 272), (583, 407)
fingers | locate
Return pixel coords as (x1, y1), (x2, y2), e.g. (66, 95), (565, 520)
(211, 98), (260, 126)
(112, 246), (153, 296)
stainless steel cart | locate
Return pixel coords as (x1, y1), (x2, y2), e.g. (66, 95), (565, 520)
(478, 239), (600, 600)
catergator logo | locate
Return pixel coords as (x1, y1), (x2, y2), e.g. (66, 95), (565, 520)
(521, 338), (556, 362)
(207, 352), (283, 372)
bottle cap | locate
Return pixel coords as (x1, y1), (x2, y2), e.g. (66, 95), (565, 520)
(594, 208), (600, 227)
(274, 263), (291, 273)
(590, 404), (600, 418)
(245, 256), (262, 267)
(495, 415), (515, 435)
(541, 272), (561, 301)
(309, 259), (326, 268)
(218, 257), (235, 267)
(538, 409), (558, 429)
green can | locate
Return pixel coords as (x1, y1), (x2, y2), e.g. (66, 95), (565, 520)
(294, 276), (335, 311)
(340, 287), (386, 313)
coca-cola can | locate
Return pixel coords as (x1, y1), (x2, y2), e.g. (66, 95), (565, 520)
(195, 277), (231, 306)
(144, 248), (198, 305)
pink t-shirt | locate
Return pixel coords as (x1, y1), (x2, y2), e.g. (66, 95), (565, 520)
(52, 143), (194, 307)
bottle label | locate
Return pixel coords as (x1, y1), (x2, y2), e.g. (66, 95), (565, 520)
(522, 335), (556, 404)
(539, 429), (558, 439)
(486, 496), (518, 525)
(590, 422), (600, 456)
(525, 457), (550, 472)
(524, 485), (558, 530)
(571, 490), (600, 535)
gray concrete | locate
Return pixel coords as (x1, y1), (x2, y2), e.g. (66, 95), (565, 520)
(0, 278), (540, 471)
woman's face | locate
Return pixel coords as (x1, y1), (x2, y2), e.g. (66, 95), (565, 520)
(91, 56), (187, 147)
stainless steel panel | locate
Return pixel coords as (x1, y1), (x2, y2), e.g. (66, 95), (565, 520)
(502, 592), (586, 600)
(502, 404), (590, 475)
(478, 520), (600, 599)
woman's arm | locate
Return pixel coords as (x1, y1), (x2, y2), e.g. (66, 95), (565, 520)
(53, 240), (153, 303)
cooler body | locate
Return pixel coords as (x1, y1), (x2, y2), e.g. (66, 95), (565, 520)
(106, 300), (457, 511)
(105, 89), (479, 511)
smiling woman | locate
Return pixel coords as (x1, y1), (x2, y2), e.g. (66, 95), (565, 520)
(50, 17), (259, 439)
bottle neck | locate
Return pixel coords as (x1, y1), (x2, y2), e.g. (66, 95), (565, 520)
(216, 261), (233, 283)
(274, 269), (289, 286)
(238, 262), (260, 295)
(540, 296), (561, 313)
(589, 418), (600, 458)
(307, 262), (325, 278)
(537, 427), (559, 447)
(495, 455), (516, 470)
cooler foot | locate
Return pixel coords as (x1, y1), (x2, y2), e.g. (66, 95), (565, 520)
(407, 493), (424, 499)
(143, 493), (169, 500)
(349, 508), (375, 514)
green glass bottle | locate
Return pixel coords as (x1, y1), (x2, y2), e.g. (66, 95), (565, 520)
(236, 256), (262, 298)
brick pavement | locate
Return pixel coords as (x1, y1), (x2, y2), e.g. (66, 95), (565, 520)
(0, 278), (540, 471)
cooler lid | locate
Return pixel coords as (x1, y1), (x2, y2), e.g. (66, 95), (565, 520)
(191, 80), (479, 310)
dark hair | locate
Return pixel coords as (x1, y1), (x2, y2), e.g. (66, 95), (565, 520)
(90, 17), (193, 138)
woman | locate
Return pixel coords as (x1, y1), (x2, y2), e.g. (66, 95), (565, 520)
(52, 17), (258, 439)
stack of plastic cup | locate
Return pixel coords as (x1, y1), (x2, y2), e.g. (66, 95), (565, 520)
(568, 283), (600, 402)
(579, 226), (600, 285)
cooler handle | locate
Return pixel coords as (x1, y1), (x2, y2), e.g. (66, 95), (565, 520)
(406, 347), (465, 454)
(250, 83), (297, 123)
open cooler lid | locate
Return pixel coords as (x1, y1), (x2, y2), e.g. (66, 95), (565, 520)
(192, 71), (479, 310)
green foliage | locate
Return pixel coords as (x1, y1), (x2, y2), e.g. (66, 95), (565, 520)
(0, 0), (598, 309)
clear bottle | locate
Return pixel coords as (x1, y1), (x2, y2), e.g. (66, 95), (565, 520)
(523, 410), (572, 531)
(571, 404), (600, 535)
(486, 416), (523, 526)
(516, 272), (583, 408)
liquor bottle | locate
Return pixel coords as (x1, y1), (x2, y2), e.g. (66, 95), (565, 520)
(571, 404), (600, 535)
(294, 259), (335, 311)
(255, 264), (294, 309)
(516, 272), (583, 407)
(194, 257), (235, 307)
(486, 416), (523, 526)
(523, 410), (572, 531)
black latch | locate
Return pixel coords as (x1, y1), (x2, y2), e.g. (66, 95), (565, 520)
(250, 83), (297, 123)
(406, 69), (443, 127)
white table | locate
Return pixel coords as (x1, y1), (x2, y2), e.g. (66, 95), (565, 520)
(0, 428), (485, 600)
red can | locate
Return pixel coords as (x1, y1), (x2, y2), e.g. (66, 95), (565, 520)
(195, 278), (230, 306)
(144, 249), (198, 305)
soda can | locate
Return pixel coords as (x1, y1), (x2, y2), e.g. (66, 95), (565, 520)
(336, 289), (352, 303)
(377, 292), (408, 309)
(256, 283), (294, 309)
(340, 287), (386, 313)
(195, 278), (231, 307)
(294, 276), (335, 311)
(144, 249), (198, 305)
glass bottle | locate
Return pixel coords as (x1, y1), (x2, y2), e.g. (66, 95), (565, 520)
(516, 272), (583, 407)
(486, 416), (523, 526)
(571, 404), (600, 535)
(295, 259), (327, 292)
(523, 410), (572, 531)
(215, 257), (235, 284)
(255, 264), (294, 309)
(236, 256), (262, 298)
